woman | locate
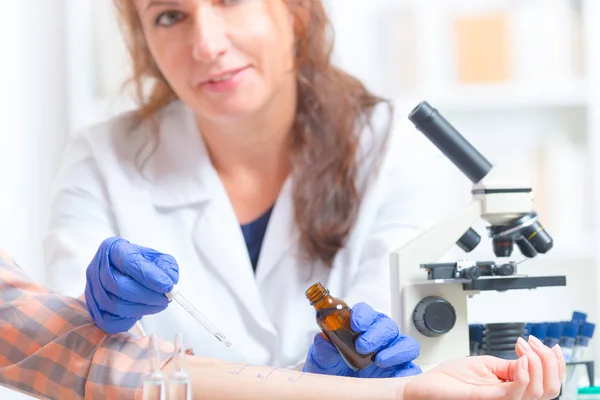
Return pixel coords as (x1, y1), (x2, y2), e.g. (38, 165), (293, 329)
(45, 0), (460, 375)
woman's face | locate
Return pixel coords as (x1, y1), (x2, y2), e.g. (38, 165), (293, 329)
(134, 0), (297, 123)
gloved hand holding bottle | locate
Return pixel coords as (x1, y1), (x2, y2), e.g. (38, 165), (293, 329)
(303, 300), (421, 378)
(85, 237), (179, 334)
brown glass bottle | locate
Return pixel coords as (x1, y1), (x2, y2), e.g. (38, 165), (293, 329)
(305, 282), (375, 371)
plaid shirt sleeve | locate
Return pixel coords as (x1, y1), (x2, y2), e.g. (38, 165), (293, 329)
(0, 249), (179, 400)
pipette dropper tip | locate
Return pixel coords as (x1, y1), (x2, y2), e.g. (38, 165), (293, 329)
(215, 332), (232, 347)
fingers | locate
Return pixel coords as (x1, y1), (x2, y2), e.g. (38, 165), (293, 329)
(528, 335), (561, 399)
(351, 303), (419, 367)
(515, 336), (563, 400)
(93, 263), (168, 317)
(350, 302), (379, 332)
(99, 266), (171, 307)
(505, 355), (530, 400)
(355, 313), (399, 355)
(516, 337), (544, 399)
(107, 238), (178, 293)
(475, 339), (564, 400)
(85, 282), (139, 334)
(468, 356), (529, 400)
(95, 310), (139, 334)
(303, 333), (346, 374)
(96, 291), (167, 318)
(374, 335), (420, 369)
(135, 245), (180, 284)
(552, 344), (566, 382)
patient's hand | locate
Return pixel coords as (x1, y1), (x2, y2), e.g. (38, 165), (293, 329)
(402, 336), (565, 400)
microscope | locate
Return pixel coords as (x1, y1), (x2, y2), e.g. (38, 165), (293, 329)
(390, 101), (566, 370)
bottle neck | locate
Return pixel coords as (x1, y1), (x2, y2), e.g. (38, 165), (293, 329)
(305, 282), (329, 305)
(312, 294), (334, 310)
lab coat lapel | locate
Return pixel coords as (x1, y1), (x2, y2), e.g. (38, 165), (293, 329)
(135, 100), (277, 336)
(254, 178), (297, 284)
(191, 164), (277, 336)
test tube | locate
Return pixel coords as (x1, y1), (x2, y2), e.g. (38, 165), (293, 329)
(167, 285), (232, 347)
(572, 322), (596, 361)
(543, 323), (561, 348)
(560, 322), (578, 362)
(168, 333), (192, 400)
(143, 334), (166, 400)
(562, 322), (596, 399)
(531, 323), (549, 344)
(523, 323), (533, 340)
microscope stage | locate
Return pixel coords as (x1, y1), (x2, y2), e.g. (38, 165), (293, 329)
(461, 275), (566, 291)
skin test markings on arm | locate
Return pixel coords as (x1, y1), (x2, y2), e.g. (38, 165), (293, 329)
(228, 364), (306, 383)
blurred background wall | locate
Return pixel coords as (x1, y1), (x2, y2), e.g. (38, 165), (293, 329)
(0, 1), (68, 287)
(1, 0), (600, 398)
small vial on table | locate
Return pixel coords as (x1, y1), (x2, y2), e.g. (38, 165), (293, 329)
(305, 282), (374, 371)
(168, 333), (192, 400)
(143, 334), (166, 400)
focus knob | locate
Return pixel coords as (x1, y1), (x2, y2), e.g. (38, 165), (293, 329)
(413, 296), (456, 337)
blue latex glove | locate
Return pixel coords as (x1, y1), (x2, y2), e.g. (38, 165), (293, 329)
(85, 237), (179, 334)
(303, 302), (421, 378)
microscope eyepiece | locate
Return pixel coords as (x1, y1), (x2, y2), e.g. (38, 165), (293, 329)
(408, 101), (493, 183)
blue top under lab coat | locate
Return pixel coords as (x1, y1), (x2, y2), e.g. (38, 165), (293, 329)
(241, 206), (274, 272)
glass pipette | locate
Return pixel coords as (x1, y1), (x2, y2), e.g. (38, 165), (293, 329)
(166, 285), (232, 347)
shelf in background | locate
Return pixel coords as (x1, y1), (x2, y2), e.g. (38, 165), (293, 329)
(410, 80), (589, 113)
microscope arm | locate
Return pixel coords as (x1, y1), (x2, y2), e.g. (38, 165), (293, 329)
(390, 199), (482, 333)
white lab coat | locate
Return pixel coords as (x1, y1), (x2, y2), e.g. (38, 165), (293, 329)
(44, 97), (461, 368)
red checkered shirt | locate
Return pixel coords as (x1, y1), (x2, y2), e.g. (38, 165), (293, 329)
(0, 249), (177, 399)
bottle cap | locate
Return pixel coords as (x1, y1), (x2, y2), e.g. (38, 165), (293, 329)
(546, 322), (563, 339)
(580, 322), (596, 339)
(562, 322), (578, 339)
(572, 311), (587, 323)
(531, 323), (548, 340)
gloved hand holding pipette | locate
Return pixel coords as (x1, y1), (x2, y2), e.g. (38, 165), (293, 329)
(85, 237), (232, 347)
(85, 237), (179, 334)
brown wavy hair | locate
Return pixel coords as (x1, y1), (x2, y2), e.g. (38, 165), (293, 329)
(113, 0), (392, 267)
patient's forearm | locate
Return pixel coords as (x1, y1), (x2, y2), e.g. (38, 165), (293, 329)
(162, 357), (404, 400)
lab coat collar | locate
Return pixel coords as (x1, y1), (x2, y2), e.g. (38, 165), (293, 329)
(141, 100), (215, 208)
